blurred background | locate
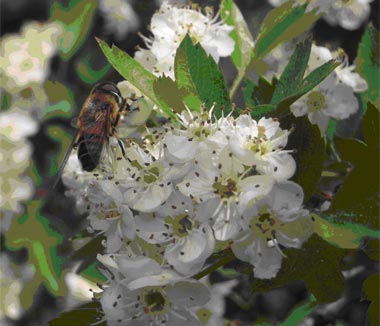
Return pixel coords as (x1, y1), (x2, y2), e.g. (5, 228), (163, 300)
(0, 0), (379, 325)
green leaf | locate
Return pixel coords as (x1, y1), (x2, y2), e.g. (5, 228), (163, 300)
(174, 34), (231, 116)
(355, 24), (380, 110)
(250, 2), (321, 74)
(5, 201), (67, 309)
(153, 76), (187, 113)
(49, 301), (104, 326)
(245, 77), (277, 107)
(50, 0), (96, 60)
(270, 37), (312, 105)
(252, 234), (355, 304)
(330, 103), (379, 229)
(281, 115), (326, 202)
(250, 104), (277, 120)
(312, 213), (380, 249)
(282, 294), (317, 326)
(96, 38), (173, 118)
(221, 0), (255, 99)
(270, 38), (339, 106)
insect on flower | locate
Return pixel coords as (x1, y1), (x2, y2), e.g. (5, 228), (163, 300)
(53, 81), (135, 188)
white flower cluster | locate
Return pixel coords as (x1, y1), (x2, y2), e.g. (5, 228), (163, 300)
(268, 0), (373, 30)
(0, 21), (62, 93)
(0, 108), (38, 217)
(63, 105), (314, 325)
(135, 1), (235, 79)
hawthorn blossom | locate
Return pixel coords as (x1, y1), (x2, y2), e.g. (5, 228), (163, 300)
(267, 0), (373, 30)
(98, 255), (210, 326)
(98, 0), (139, 40)
(231, 181), (314, 279)
(220, 115), (296, 181)
(0, 108), (38, 214)
(134, 191), (215, 275)
(135, 1), (234, 78)
(0, 21), (61, 93)
(164, 105), (227, 164)
(84, 180), (136, 253)
(178, 151), (274, 241)
(290, 45), (367, 133)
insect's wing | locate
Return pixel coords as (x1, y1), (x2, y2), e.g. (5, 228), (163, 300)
(52, 132), (79, 189)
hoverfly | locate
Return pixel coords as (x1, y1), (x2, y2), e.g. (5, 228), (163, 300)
(53, 81), (132, 188)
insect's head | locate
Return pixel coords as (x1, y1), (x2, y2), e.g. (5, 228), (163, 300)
(92, 81), (123, 105)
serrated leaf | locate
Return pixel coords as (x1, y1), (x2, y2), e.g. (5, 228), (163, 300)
(96, 38), (173, 118)
(250, 105), (277, 120)
(270, 38), (339, 106)
(50, 0), (96, 60)
(49, 301), (104, 326)
(271, 37), (312, 105)
(281, 115), (326, 202)
(330, 103), (379, 229)
(355, 24), (380, 109)
(250, 2), (321, 73)
(5, 201), (67, 308)
(174, 34), (231, 116)
(221, 0), (254, 98)
(252, 234), (355, 304)
(311, 213), (380, 249)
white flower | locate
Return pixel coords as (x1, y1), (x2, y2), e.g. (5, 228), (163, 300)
(134, 191), (215, 275)
(267, 0), (373, 30)
(178, 153), (274, 241)
(290, 45), (366, 134)
(221, 115), (296, 181)
(0, 108), (37, 213)
(0, 21), (62, 92)
(118, 144), (189, 212)
(84, 180), (136, 253)
(323, 0), (373, 30)
(136, 1), (234, 78)
(164, 105), (227, 164)
(98, 255), (210, 325)
(231, 181), (314, 279)
(98, 0), (139, 40)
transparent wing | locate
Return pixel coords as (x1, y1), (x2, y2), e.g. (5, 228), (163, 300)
(52, 132), (80, 189)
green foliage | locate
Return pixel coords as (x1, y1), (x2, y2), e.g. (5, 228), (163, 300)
(250, 2), (321, 75)
(50, 0), (97, 60)
(153, 76), (189, 113)
(49, 301), (104, 326)
(270, 38), (339, 107)
(252, 234), (355, 304)
(312, 213), (380, 249)
(5, 201), (67, 310)
(96, 38), (173, 118)
(355, 24), (380, 110)
(221, 0), (255, 98)
(75, 55), (110, 84)
(329, 103), (380, 229)
(42, 81), (75, 120)
(174, 34), (231, 116)
(243, 38), (338, 120)
(281, 115), (326, 202)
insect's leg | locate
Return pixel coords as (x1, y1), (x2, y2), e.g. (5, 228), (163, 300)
(112, 128), (127, 159)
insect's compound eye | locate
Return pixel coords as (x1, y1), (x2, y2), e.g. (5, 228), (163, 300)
(93, 82), (122, 104)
